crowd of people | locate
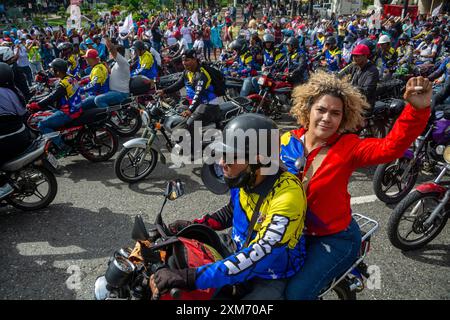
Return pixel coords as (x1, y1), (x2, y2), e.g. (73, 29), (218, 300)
(0, 3), (448, 300)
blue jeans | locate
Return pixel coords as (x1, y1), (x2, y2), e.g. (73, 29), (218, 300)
(94, 91), (129, 109)
(81, 96), (97, 110)
(37, 110), (72, 149)
(240, 76), (259, 97)
(285, 218), (361, 300)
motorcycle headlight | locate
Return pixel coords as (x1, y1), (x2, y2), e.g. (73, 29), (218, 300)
(444, 146), (450, 164)
(104, 256), (135, 289)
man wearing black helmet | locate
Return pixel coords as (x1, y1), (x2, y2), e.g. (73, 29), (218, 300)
(282, 36), (308, 85)
(28, 58), (82, 156)
(131, 40), (158, 83)
(57, 42), (80, 78)
(395, 33), (413, 76)
(156, 49), (221, 157)
(151, 113), (307, 300)
(0, 62), (33, 198)
(226, 38), (257, 78)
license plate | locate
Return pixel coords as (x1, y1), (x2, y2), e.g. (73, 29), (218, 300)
(257, 77), (265, 85)
(47, 153), (59, 169)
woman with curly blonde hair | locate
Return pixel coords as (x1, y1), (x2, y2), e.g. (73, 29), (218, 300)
(280, 71), (432, 299)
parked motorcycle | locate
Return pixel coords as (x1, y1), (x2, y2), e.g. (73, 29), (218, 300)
(387, 144), (450, 251)
(114, 96), (252, 183)
(246, 71), (294, 119)
(373, 105), (450, 204)
(27, 108), (118, 162)
(0, 133), (59, 211)
(94, 179), (379, 300)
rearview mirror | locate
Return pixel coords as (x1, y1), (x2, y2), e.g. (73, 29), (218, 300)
(131, 215), (150, 242)
(164, 179), (185, 201)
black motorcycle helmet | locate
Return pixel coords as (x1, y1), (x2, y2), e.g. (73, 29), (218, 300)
(425, 34), (433, 42)
(0, 62), (14, 87)
(359, 39), (376, 58)
(49, 58), (68, 74)
(325, 36), (337, 46)
(57, 42), (73, 51)
(133, 40), (146, 52)
(210, 113), (279, 190)
(343, 35), (355, 44)
(286, 36), (299, 49)
(229, 39), (247, 54)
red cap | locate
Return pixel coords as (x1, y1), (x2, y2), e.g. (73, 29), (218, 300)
(83, 49), (99, 59)
(351, 44), (370, 56)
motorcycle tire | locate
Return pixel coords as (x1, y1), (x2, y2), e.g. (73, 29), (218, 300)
(332, 278), (357, 300)
(7, 165), (58, 211)
(387, 191), (448, 251)
(114, 146), (158, 183)
(109, 107), (142, 138)
(373, 158), (419, 204)
(79, 126), (119, 162)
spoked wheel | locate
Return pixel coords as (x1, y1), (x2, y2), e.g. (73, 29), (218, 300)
(373, 158), (419, 204)
(387, 191), (448, 251)
(6, 166), (58, 211)
(79, 126), (118, 162)
(109, 107), (142, 137)
(114, 147), (158, 183)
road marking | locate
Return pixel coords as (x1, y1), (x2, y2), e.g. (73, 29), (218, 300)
(351, 195), (379, 205)
(16, 242), (86, 256)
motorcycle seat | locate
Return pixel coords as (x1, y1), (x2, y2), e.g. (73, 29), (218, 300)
(163, 114), (186, 131)
(66, 109), (109, 127)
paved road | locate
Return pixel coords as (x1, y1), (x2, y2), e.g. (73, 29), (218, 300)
(0, 128), (449, 300)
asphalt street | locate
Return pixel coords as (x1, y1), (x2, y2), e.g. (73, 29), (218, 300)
(0, 123), (449, 300)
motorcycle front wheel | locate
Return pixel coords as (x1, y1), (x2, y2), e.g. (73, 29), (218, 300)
(114, 146), (158, 183)
(7, 165), (58, 211)
(373, 158), (419, 204)
(387, 191), (448, 251)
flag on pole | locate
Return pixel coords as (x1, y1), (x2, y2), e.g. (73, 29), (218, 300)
(119, 14), (134, 34)
(432, 3), (442, 17)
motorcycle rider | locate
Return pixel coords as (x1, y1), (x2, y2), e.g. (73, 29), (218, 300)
(0, 45), (31, 101)
(151, 113), (307, 300)
(428, 55), (450, 110)
(339, 44), (379, 108)
(27, 58), (82, 156)
(282, 71), (432, 300)
(342, 35), (356, 66)
(239, 34), (283, 97)
(283, 36), (308, 85)
(57, 42), (80, 78)
(80, 49), (110, 110)
(227, 39), (258, 78)
(131, 40), (158, 84)
(415, 34), (439, 65)
(93, 35), (108, 62)
(377, 34), (397, 80)
(395, 33), (413, 77)
(321, 36), (342, 73)
(0, 62), (33, 198)
(156, 49), (221, 160)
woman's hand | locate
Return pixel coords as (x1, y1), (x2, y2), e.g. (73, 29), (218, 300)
(403, 76), (432, 110)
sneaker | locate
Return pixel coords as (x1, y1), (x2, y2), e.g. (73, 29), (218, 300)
(0, 183), (14, 199)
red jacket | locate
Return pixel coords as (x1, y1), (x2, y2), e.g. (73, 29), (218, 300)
(285, 104), (430, 236)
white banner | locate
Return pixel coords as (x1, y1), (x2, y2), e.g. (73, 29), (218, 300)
(191, 11), (200, 26)
(119, 14), (134, 34)
(432, 3), (442, 17)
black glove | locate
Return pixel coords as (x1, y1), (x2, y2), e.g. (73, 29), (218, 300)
(168, 220), (193, 234)
(154, 268), (197, 293)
